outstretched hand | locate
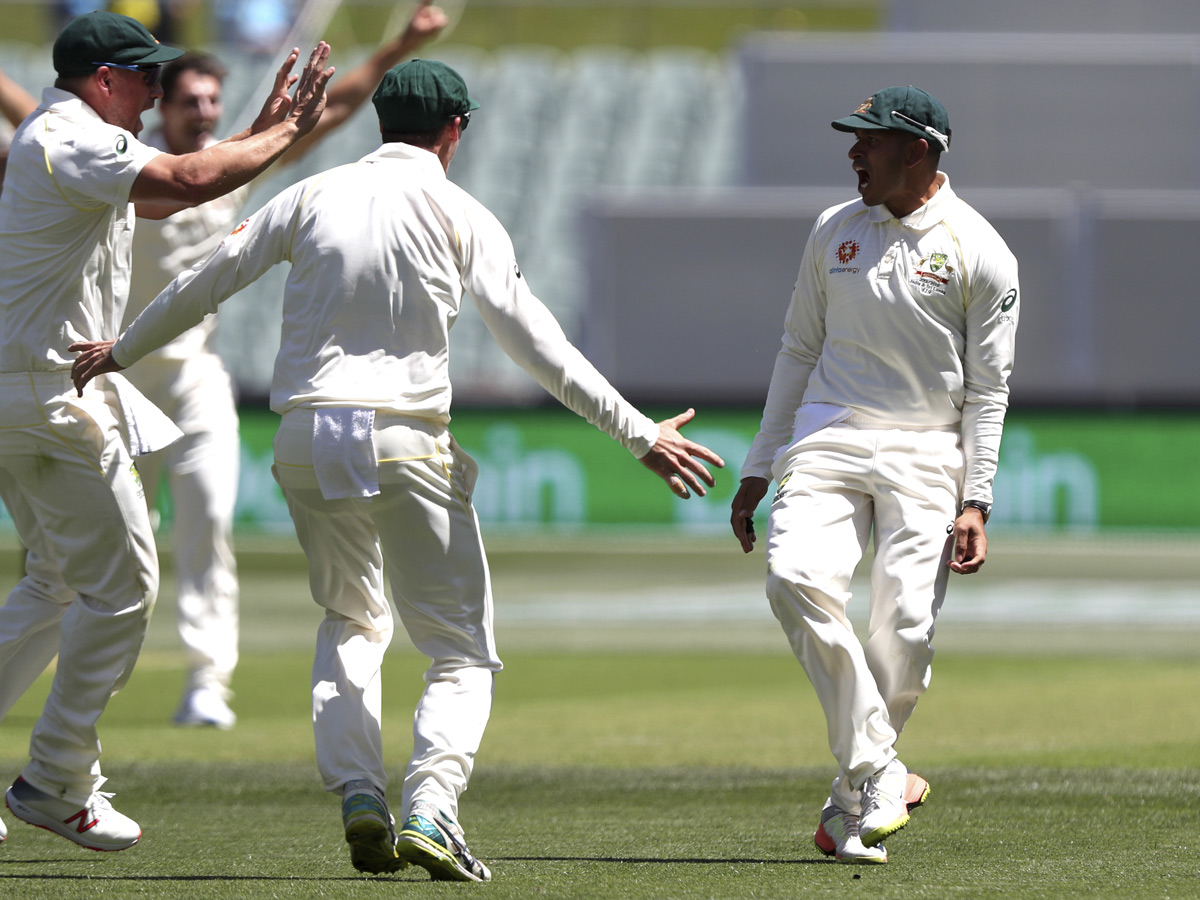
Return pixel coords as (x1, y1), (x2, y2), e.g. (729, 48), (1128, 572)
(250, 47), (301, 131)
(638, 408), (724, 499)
(285, 42), (335, 136)
(250, 43), (335, 135)
(402, 0), (450, 47)
(68, 340), (123, 396)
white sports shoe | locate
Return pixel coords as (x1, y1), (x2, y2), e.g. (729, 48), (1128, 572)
(174, 688), (237, 730)
(5, 776), (141, 851)
(814, 804), (887, 863)
(859, 759), (910, 847)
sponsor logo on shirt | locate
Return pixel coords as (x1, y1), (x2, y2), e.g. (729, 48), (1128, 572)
(911, 252), (955, 296)
(115, 135), (127, 153)
(829, 239), (862, 274)
(999, 288), (1018, 323)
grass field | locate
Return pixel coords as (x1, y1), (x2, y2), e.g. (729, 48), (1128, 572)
(1, 532), (1199, 898)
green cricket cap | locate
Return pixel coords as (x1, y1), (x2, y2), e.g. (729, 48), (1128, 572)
(372, 59), (479, 133)
(831, 85), (951, 152)
(53, 11), (183, 79)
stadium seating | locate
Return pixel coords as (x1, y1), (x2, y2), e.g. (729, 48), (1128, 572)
(3, 42), (738, 400)
(231, 42), (741, 401)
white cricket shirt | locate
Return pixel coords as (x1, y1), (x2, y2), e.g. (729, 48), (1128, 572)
(0, 88), (160, 372)
(742, 174), (1019, 503)
(126, 130), (248, 360)
(114, 142), (659, 457)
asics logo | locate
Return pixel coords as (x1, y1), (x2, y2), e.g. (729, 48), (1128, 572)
(65, 809), (100, 833)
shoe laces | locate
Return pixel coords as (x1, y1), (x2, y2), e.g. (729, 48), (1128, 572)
(821, 807), (861, 843)
(87, 776), (116, 813)
(409, 805), (479, 868)
(90, 791), (116, 813)
(862, 771), (903, 818)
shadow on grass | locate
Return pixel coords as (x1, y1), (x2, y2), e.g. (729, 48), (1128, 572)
(496, 855), (838, 865)
(0, 855), (841, 882)
(0, 872), (420, 882)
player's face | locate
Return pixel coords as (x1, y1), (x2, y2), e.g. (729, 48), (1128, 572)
(102, 65), (163, 137)
(160, 71), (223, 154)
(848, 128), (920, 216)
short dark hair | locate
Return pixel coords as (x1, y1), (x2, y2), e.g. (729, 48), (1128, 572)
(160, 52), (227, 102)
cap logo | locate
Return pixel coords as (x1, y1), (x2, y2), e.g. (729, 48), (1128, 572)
(853, 97), (874, 114)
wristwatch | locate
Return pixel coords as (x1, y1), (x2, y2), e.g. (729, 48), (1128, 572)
(960, 499), (992, 523)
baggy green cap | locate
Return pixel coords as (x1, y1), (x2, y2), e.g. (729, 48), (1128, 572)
(831, 85), (951, 152)
(53, 11), (183, 78)
(372, 59), (479, 134)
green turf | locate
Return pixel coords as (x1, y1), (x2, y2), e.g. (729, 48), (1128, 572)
(3, 761), (1197, 900)
(3, 645), (1199, 898)
(2, 532), (1199, 896)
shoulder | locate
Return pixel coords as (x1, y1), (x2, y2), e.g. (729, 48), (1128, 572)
(816, 197), (867, 233)
(420, 171), (512, 249)
(809, 198), (870, 260)
(45, 107), (159, 171)
(940, 193), (1015, 264)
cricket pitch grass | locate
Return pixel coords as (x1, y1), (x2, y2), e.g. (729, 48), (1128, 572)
(1, 532), (1197, 899)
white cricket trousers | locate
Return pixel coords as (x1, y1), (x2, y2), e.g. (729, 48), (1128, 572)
(765, 421), (962, 808)
(0, 372), (158, 804)
(124, 352), (240, 697)
(272, 410), (502, 822)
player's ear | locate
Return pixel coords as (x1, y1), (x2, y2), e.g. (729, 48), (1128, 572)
(904, 136), (931, 169)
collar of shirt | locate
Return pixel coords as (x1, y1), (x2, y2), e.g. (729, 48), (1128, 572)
(38, 86), (104, 124)
(362, 141), (447, 178)
(865, 170), (956, 230)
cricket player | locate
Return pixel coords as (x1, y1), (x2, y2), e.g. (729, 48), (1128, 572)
(70, 59), (724, 878)
(126, 0), (449, 732)
(730, 86), (1018, 863)
(0, 11), (332, 851)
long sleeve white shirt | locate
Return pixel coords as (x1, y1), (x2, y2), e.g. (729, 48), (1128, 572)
(741, 175), (1019, 503)
(114, 143), (659, 457)
(125, 130), (248, 360)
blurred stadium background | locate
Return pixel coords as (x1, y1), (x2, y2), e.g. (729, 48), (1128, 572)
(1, 1), (1198, 590)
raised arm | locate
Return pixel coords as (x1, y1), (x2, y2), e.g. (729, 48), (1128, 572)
(131, 43), (334, 213)
(281, 1), (448, 165)
(0, 66), (37, 127)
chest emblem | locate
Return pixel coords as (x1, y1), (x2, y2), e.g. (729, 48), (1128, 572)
(836, 240), (860, 264)
(912, 252), (955, 296)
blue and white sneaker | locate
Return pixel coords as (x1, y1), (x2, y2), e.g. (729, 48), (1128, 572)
(342, 781), (405, 874)
(396, 801), (491, 882)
